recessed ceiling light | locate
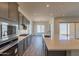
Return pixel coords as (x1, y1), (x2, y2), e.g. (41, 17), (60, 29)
(46, 4), (50, 7)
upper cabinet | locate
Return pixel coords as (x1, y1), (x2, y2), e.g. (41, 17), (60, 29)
(0, 2), (18, 23)
(0, 3), (8, 19)
(8, 3), (18, 22)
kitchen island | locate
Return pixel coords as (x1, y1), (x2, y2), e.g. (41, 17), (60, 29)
(43, 37), (79, 56)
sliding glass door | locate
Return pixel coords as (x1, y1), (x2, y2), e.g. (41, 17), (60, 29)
(76, 23), (79, 39)
(59, 23), (68, 40)
(59, 23), (77, 40)
(69, 23), (75, 40)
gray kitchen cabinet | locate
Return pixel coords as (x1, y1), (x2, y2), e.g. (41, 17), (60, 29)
(23, 38), (26, 52)
(24, 38), (28, 51)
(27, 36), (30, 46)
(27, 35), (31, 46)
(18, 35), (31, 56)
(18, 40), (24, 56)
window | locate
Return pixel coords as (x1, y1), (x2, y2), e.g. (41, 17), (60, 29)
(59, 23), (79, 40)
(59, 23), (69, 40)
(37, 25), (45, 34)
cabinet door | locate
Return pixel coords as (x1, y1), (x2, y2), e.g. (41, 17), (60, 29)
(27, 36), (30, 46)
(28, 36), (31, 46)
(0, 2), (8, 19)
(18, 40), (24, 56)
(24, 38), (28, 51)
(23, 39), (26, 52)
(8, 2), (18, 22)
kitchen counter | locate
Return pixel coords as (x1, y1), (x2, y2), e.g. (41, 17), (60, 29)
(43, 36), (79, 56)
(44, 38), (79, 51)
(18, 35), (30, 42)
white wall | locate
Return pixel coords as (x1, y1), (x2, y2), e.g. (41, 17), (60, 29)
(54, 18), (60, 40)
(49, 17), (55, 40)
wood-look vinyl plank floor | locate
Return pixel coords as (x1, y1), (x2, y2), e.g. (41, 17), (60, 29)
(23, 36), (44, 56)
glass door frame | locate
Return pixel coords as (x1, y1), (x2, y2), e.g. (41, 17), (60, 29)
(59, 23), (69, 40)
(59, 22), (79, 40)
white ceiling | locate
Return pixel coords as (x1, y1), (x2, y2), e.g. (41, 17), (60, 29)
(18, 2), (79, 22)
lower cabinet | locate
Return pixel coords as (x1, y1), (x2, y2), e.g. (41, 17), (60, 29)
(18, 35), (32, 56)
(25, 38), (28, 50)
(27, 36), (30, 46)
(18, 40), (24, 56)
(47, 51), (66, 56)
(23, 39), (26, 52)
(23, 38), (28, 52)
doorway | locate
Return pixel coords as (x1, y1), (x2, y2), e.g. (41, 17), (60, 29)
(36, 25), (45, 36)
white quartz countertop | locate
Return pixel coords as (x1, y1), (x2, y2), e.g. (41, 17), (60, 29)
(44, 37), (79, 51)
(18, 35), (29, 42)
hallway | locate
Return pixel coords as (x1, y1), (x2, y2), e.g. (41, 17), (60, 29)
(23, 36), (44, 56)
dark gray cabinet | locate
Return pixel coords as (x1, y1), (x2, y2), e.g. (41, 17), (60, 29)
(27, 36), (31, 46)
(23, 38), (28, 51)
(0, 2), (8, 19)
(18, 35), (32, 56)
(23, 38), (27, 52)
(18, 40), (24, 56)
(47, 51), (66, 56)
